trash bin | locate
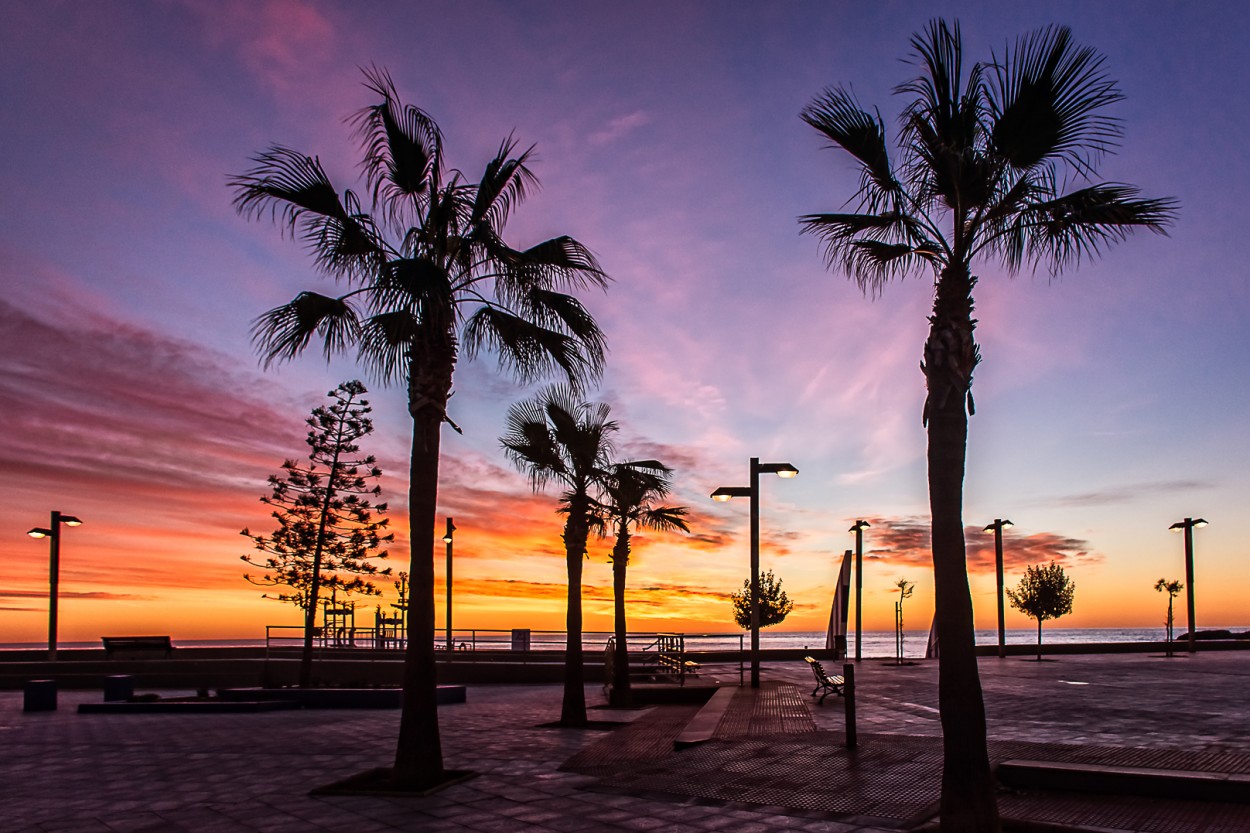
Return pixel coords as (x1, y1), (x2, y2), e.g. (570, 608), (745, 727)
(103, 675), (134, 702)
(510, 628), (531, 652)
(24, 679), (57, 712)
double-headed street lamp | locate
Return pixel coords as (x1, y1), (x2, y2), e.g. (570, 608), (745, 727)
(443, 518), (456, 651)
(849, 520), (870, 662)
(1169, 517), (1207, 655)
(712, 458), (798, 688)
(983, 519), (1014, 658)
(27, 511), (83, 662)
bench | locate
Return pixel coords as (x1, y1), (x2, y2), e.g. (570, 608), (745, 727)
(804, 656), (844, 704)
(102, 636), (173, 659)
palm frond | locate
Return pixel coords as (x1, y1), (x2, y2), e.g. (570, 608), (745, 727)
(356, 309), (420, 384)
(230, 148), (385, 279)
(500, 398), (567, 489)
(897, 20), (992, 212)
(500, 386), (617, 498)
(471, 135), (539, 232)
(1014, 183), (1178, 271)
(252, 292), (360, 367)
(799, 212), (941, 290)
(800, 87), (899, 209)
(637, 506), (691, 534)
(988, 25), (1123, 176)
(463, 306), (601, 389)
(501, 236), (610, 293)
(354, 66), (443, 225)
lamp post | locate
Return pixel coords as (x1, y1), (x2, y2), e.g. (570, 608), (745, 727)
(27, 511), (83, 662)
(443, 517), (455, 651)
(983, 519), (1013, 658)
(712, 457), (798, 688)
(850, 520), (870, 662)
(1169, 517), (1207, 654)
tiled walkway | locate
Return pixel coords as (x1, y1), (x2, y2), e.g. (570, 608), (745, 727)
(6, 651), (1250, 832)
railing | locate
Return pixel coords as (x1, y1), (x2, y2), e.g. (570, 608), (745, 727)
(266, 626), (747, 683)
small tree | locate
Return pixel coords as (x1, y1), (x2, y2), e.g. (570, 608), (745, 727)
(1155, 578), (1183, 657)
(894, 578), (915, 664)
(731, 568), (794, 630)
(241, 380), (393, 686)
(1007, 563), (1075, 661)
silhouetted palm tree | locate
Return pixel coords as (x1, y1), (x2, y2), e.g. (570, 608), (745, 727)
(800, 21), (1176, 830)
(501, 385), (616, 726)
(601, 462), (689, 707)
(231, 68), (608, 789)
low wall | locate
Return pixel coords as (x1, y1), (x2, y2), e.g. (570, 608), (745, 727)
(2, 640), (1245, 690)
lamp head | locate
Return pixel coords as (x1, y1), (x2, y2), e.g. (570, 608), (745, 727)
(61, 515), (83, 527)
(28, 528), (51, 539)
(755, 462), (798, 478)
(711, 486), (752, 502)
(850, 519), (870, 533)
(983, 519), (1013, 533)
(442, 533), (453, 543)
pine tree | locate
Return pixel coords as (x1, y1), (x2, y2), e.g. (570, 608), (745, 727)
(242, 380), (393, 686)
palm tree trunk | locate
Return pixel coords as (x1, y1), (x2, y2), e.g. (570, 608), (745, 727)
(925, 263), (1000, 832)
(561, 505), (590, 727)
(392, 339), (454, 789)
(1037, 618), (1043, 662)
(610, 523), (631, 708)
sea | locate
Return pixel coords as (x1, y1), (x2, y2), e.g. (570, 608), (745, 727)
(6, 627), (1243, 659)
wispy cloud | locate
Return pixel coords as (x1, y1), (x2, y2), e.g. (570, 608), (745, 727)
(1038, 480), (1214, 509)
(590, 110), (651, 144)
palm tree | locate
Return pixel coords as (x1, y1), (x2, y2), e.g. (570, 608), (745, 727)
(800, 21), (1176, 830)
(501, 385), (617, 726)
(231, 68), (608, 790)
(601, 462), (689, 707)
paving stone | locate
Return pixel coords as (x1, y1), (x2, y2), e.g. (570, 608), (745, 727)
(4, 653), (1250, 833)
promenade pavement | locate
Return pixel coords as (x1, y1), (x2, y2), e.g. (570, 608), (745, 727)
(5, 651), (1249, 833)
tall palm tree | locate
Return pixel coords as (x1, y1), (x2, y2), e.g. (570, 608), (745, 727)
(231, 68), (608, 790)
(501, 385), (617, 727)
(800, 21), (1176, 830)
(601, 462), (689, 707)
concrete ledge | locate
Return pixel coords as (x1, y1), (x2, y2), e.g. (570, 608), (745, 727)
(674, 686), (734, 749)
(218, 685), (467, 708)
(78, 699), (298, 714)
(997, 759), (1250, 804)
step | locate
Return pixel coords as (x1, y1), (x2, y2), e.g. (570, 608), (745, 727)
(673, 686), (735, 749)
(997, 759), (1250, 804)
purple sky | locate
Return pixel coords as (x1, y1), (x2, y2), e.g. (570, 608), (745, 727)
(2, 1), (1247, 641)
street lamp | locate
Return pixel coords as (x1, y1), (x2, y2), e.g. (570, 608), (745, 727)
(711, 457), (798, 688)
(443, 517), (456, 651)
(983, 519), (1014, 658)
(27, 511), (83, 662)
(1169, 517), (1207, 654)
(849, 520), (870, 662)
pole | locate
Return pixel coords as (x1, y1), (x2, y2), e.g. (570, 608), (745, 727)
(48, 510), (61, 662)
(445, 517), (454, 652)
(749, 458), (760, 689)
(1183, 519), (1196, 655)
(843, 662), (857, 749)
(994, 520), (1006, 659)
(853, 523), (864, 663)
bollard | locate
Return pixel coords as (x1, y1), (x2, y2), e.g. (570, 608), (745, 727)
(843, 663), (857, 749)
(24, 679), (57, 712)
(103, 675), (135, 702)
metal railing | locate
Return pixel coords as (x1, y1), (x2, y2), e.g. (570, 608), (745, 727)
(266, 626), (747, 682)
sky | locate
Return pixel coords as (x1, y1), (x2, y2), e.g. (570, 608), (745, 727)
(2, 0), (1247, 644)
